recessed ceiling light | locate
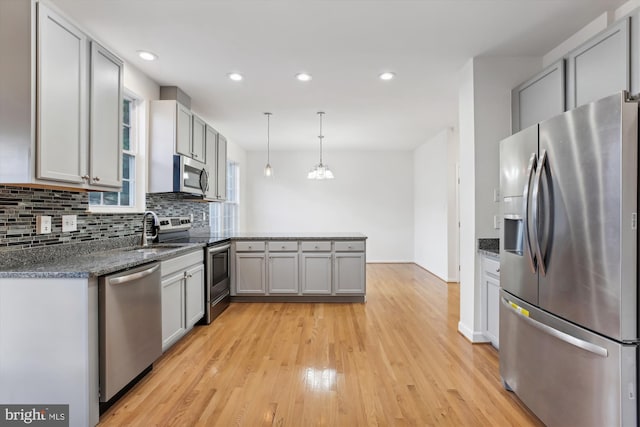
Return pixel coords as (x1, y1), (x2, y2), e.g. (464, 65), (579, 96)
(137, 50), (157, 61)
(379, 72), (396, 81)
(228, 73), (244, 81)
(296, 73), (312, 82)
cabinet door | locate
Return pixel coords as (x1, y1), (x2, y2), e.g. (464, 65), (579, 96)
(235, 253), (266, 294)
(216, 134), (227, 200)
(334, 252), (365, 294)
(175, 103), (192, 157)
(204, 126), (218, 200)
(301, 254), (332, 295)
(268, 253), (299, 294)
(192, 115), (206, 162)
(89, 42), (122, 188)
(486, 275), (500, 349)
(567, 17), (630, 109)
(37, 3), (87, 184)
(185, 263), (205, 329)
(161, 273), (185, 352)
(512, 60), (564, 133)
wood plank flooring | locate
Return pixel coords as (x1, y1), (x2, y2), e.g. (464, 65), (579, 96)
(98, 263), (543, 426)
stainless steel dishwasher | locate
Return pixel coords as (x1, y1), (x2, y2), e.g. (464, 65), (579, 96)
(99, 262), (162, 403)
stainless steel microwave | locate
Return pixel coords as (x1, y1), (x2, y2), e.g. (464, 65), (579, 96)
(173, 155), (209, 195)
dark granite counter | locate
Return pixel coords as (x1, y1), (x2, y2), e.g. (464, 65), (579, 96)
(0, 232), (367, 279)
(0, 237), (204, 279)
(478, 238), (499, 257)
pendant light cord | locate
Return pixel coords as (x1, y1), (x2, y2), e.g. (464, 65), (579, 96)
(265, 112), (271, 164)
(318, 111), (324, 165)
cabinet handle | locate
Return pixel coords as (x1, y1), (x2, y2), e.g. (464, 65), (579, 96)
(496, 268), (500, 272)
(348, 246), (353, 249)
(93, 176), (100, 182)
(248, 246), (252, 249)
(314, 246), (319, 249)
(281, 245), (285, 249)
(81, 175), (90, 181)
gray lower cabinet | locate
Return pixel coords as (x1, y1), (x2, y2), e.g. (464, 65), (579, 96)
(512, 60), (565, 133)
(235, 253), (266, 294)
(566, 17), (630, 110)
(301, 253), (332, 295)
(268, 253), (299, 294)
(161, 250), (204, 352)
(482, 255), (500, 349)
(334, 252), (366, 294)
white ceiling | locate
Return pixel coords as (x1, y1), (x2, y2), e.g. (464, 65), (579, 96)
(52, 0), (627, 151)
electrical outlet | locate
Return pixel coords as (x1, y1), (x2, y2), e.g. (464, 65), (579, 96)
(493, 215), (501, 230)
(36, 216), (52, 234)
(62, 215), (77, 232)
(202, 212), (206, 221)
(493, 188), (500, 202)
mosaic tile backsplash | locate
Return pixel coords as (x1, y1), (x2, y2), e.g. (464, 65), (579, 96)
(0, 186), (211, 251)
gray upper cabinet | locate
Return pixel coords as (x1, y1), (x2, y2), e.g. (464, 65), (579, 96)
(512, 60), (565, 133)
(0, 1), (122, 191)
(216, 134), (228, 201)
(566, 17), (630, 109)
(191, 114), (206, 162)
(175, 103), (193, 158)
(37, 4), (87, 184)
(205, 125), (218, 200)
(89, 42), (123, 188)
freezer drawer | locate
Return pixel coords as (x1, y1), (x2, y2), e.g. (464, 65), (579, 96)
(499, 290), (637, 427)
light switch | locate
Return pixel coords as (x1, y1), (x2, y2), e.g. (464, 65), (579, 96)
(493, 188), (500, 202)
(36, 216), (52, 234)
(62, 215), (77, 232)
(493, 215), (501, 230)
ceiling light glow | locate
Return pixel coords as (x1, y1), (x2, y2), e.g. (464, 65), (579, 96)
(296, 73), (312, 82)
(137, 50), (157, 61)
(379, 72), (395, 81)
(228, 73), (244, 81)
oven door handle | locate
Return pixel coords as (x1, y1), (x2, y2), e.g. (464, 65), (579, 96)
(208, 244), (231, 254)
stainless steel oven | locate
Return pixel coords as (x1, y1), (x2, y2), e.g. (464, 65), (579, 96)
(173, 155), (209, 195)
(204, 242), (231, 324)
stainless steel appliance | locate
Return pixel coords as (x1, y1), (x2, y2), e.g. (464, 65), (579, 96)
(499, 91), (638, 426)
(156, 216), (231, 324)
(174, 155), (209, 195)
(99, 262), (162, 403)
(204, 241), (231, 324)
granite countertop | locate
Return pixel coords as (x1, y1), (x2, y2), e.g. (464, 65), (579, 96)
(229, 232), (368, 241)
(0, 237), (205, 279)
(478, 238), (499, 257)
(0, 232), (368, 279)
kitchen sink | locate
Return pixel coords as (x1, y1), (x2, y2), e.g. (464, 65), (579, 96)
(118, 244), (190, 255)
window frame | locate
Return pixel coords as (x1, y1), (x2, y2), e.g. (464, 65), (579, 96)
(88, 89), (147, 214)
(210, 160), (240, 233)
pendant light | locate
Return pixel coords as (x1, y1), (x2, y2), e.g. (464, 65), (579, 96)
(264, 112), (273, 177)
(307, 111), (334, 180)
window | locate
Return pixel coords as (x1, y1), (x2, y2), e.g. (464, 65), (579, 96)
(89, 94), (146, 212)
(210, 161), (240, 233)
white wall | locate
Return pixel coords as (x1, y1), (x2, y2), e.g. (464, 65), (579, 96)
(413, 128), (458, 281)
(457, 56), (541, 343)
(244, 150), (414, 262)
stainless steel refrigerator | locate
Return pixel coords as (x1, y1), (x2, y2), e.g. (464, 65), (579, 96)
(499, 91), (638, 426)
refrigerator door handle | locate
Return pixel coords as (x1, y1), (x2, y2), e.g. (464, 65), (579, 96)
(532, 149), (548, 276)
(522, 152), (538, 273)
(501, 297), (608, 357)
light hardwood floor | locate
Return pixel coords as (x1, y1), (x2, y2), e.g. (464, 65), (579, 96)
(99, 263), (543, 426)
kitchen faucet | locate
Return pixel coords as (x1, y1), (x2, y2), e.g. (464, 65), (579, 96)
(141, 211), (159, 246)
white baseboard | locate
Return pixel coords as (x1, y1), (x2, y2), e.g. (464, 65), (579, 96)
(458, 321), (490, 343)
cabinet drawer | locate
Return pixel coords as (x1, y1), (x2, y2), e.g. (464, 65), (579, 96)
(268, 241), (298, 252)
(334, 241), (365, 252)
(161, 249), (204, 277)
(301, 241), (331, 252)
(235, 241), (265, 252)
(483, 257), (501, 278)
